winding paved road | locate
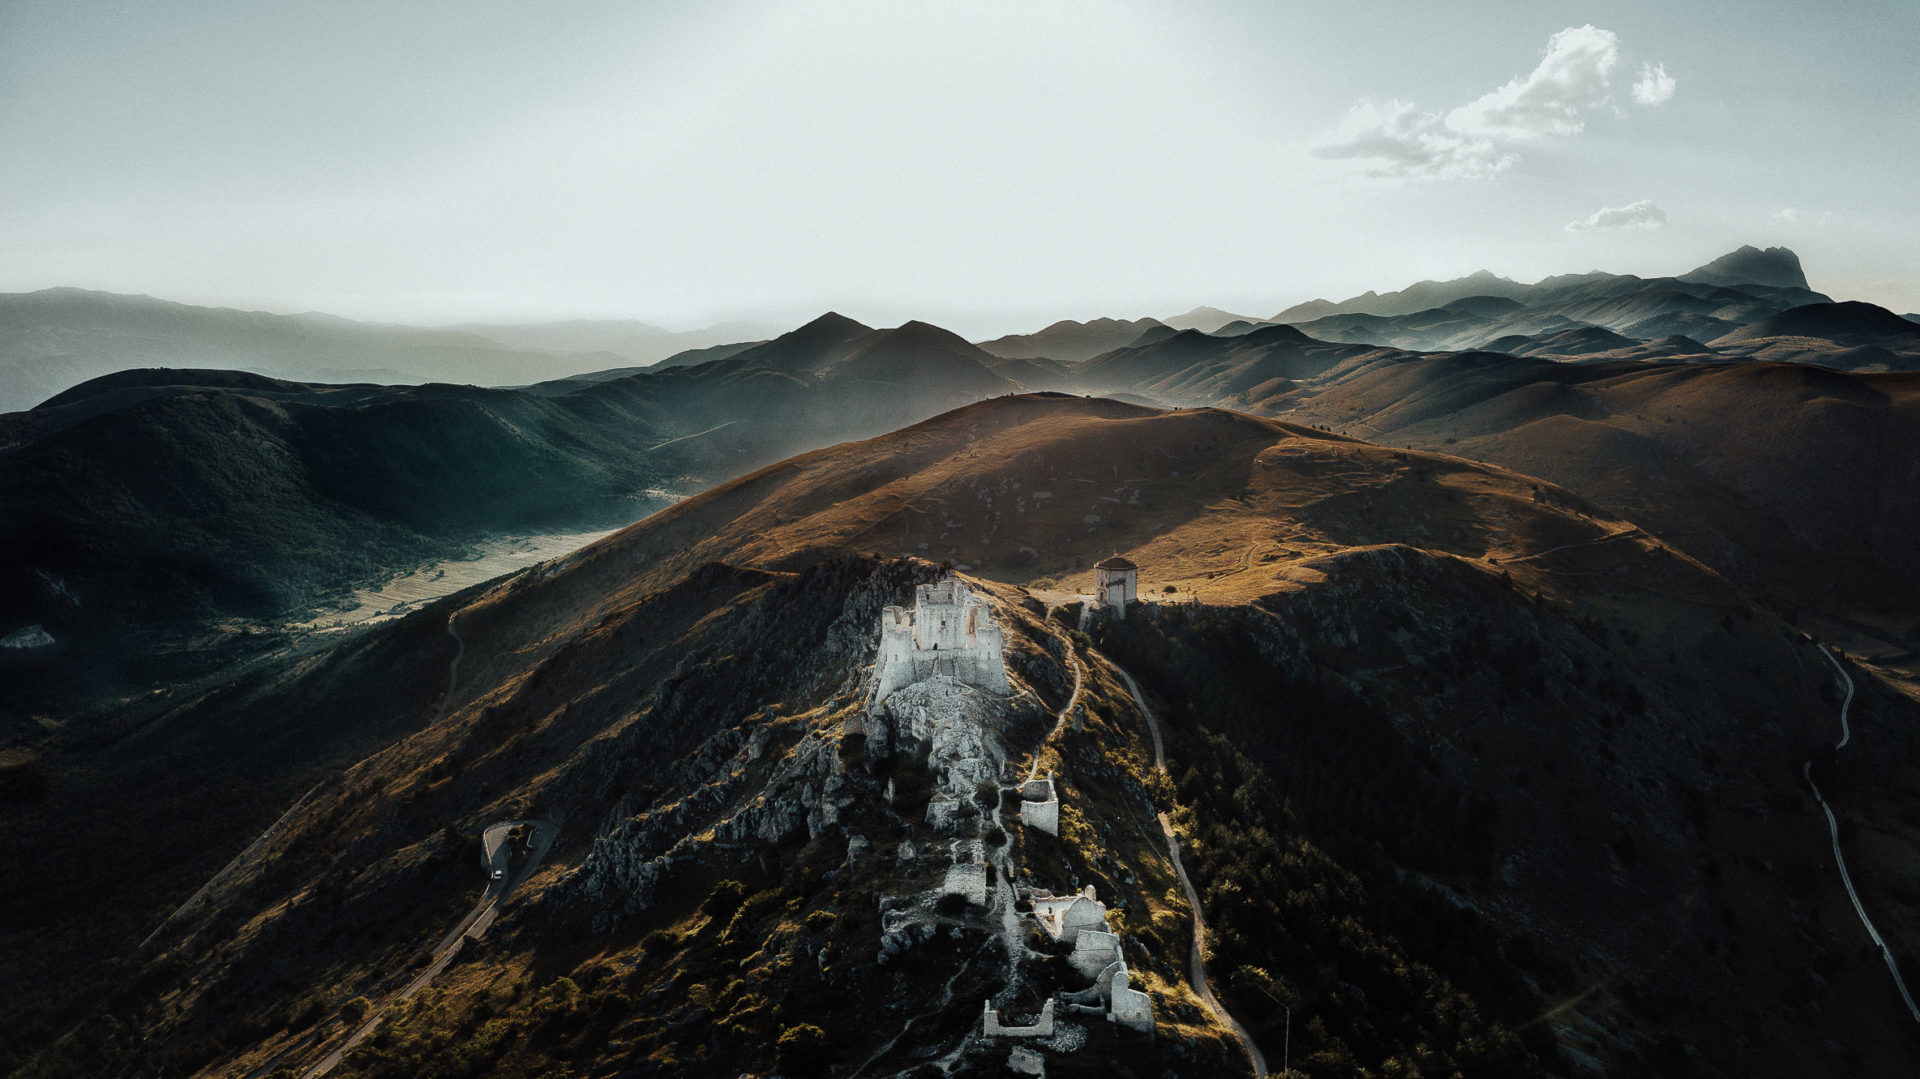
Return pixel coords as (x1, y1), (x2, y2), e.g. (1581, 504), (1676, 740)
(1108, 662), (1269, 1078)
(1803, 647), (1920, 1023)
(295, 819), (557, 1078)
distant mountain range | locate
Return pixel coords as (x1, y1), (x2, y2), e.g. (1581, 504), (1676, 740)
(976, 317), (1166, 363)
(1258, 246), (1913, 368)
(441, 317), (779, 365)
(8, 245), (1919, 711)
(981, 246), (1916, 374)
(0, 288), (778, 412)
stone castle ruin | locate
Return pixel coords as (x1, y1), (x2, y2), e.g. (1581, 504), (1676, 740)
(865, 573), (1155, 1069)
(874, 577), (1011, 704)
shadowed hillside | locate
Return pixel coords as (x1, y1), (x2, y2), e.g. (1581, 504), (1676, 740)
(0, 315), (1057, 711)
(1282, 355), (1920, 655)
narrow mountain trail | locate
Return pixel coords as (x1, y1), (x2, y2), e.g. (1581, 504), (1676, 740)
(1107, 661), (1270, 1078)
(850, 935), (999, 1079)
(636, 419), (735, 456)
(1803, 646), (1920, 1023)
(135, 781), (323, 955)
(1506, 527), (1642, 564)
(1031, 606), (1087, 781)
(433, 608), (469, 724)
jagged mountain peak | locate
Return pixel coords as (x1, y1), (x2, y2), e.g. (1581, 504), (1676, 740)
(1679, 245), (1809, 290)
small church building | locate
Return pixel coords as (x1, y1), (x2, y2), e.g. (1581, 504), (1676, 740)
(1094, 555), (1137, 613)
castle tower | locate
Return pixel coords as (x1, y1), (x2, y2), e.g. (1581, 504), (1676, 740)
(874, 575), (1011, 704)
(1094, 555), (1137, 613)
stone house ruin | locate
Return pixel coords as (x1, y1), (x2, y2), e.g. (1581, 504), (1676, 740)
(983, 998), (1056, 1039)
(1019, 771), (1060, 836)
(1030, 886), (1110, 945)
(1027, 884), (1155, 1034)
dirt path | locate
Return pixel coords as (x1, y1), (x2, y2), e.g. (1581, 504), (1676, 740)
(1804, 647), (1920, 1022)
(1505, 527), (1642, 564)
(433, 609), (469, 724)
(1031, 607), (1087, 781)
(1107, 661), (1269, 1078)
(135, 781), (323, 955)
(637, 420), (734, 455)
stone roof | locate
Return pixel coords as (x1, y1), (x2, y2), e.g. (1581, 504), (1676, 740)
(1095, 554), (1137, 571)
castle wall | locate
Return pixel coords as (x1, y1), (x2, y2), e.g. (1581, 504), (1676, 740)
(1068, 929), (1122, 978)
(873, 578), (1009, 704)
(983, 997), (1056, 1039)
(1020, 795), (1059, 836)
(1019, 772), (1059, 836)
(1108, 967), (1154, 1033)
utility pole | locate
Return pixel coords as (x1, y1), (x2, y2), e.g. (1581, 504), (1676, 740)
(1283, 1003), (1291, 1078)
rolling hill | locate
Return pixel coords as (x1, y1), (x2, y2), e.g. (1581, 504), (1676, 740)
(1283, 354), (1920, 653)
(1709, 301), (1920, 370)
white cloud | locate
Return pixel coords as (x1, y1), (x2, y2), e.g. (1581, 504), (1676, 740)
(1774, 208), (1800, 222)
(1315, 99), (1514, 180)
(1316, 25), (1672, 180)
(1565, 199), (1668, 232)
(1449, 25), (1620, 138)
(1632, 62), (1676, 106)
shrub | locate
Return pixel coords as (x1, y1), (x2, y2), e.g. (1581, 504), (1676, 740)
(776, 1023), (830, 1074)
(702, 880), (748, 920)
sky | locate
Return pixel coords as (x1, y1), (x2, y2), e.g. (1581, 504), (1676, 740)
(2, 0), (1917, 336)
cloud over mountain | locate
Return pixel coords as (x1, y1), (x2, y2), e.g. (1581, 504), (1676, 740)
(1632, 62), (1677, 105)
(1315, 25), (1673, 180)
(1566, 199), (1669, 232)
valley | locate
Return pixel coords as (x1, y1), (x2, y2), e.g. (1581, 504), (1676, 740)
(297, 531), (624, 632)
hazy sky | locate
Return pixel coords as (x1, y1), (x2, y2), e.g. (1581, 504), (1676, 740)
(3, 0), (1916, 335)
